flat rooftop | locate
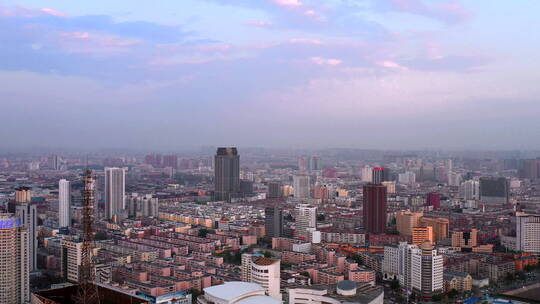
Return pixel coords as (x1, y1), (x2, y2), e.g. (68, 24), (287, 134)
(501, 282), (540, 304)
(32, 283), (149, 304)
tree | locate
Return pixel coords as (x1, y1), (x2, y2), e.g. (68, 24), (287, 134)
(351, 254), (363, 265)
(94, 231), (108, 240)
(281, 262), (292, 270)
(431, 294), (443, 302)
(505, 272), (515, 282)
(316, 214), (325, 221)
(390, 279), (400, 291)
(263, 251), (273, 258)
(447, 289), (459, 298)
(198, 228), (208, 238)
(189, 288), (201, 304)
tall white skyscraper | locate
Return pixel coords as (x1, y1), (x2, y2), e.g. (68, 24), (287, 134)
(295, 204), (317, 239)
(16, 203), (37, 272)
(361, 166), (373, 183)
(58, 179), (71, 227)
(0, 214), (30, 304)
(516, 213), (540, 253)
(447, 172), (462, 187)
(383, 244), (400, 280)
(460, 180), (480, 200)
(398, 171), (416, 185)
(411, 242), (443, 296)
(293, 175), (310, 198)
(105, 167), (126, 219)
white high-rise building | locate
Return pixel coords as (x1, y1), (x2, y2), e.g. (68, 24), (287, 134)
(293, 175), (310, 198)
(241, 254), (281, 300)
(295, 204), (317, 239)
(411, 242), (443, 296)
(105, 167), (126, 219)
(127, 193), (159, 218)
(383, 244), (400, 280)
(460, 180), (480, 200)
(447, 172), (462, 187)
(361, 166), (373, 183)
(61, 238), (83, 283)
(385, 242), (423, 289)
(516, 213), (540, 253)
(398, 171), (416, 185)
(16, 203), (37, 272)
(58, 179), (71, 227)
(0, 214), (30, 304)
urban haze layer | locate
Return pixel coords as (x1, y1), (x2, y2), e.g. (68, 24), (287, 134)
(1, 149), (540, 304)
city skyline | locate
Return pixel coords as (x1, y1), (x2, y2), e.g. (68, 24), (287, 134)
(1, 1), (540, 150)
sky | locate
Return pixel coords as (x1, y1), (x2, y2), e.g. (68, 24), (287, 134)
(1, 0), (539, 152)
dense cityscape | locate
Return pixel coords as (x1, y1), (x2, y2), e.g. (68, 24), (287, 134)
(0, 149), (539, 303)
(2, 0), (540, 303)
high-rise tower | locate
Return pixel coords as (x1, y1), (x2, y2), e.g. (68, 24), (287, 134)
(0, 214), (30, 304)
(411, 242), (443, 297)
(15, 200), (37, 271)
(265, 206), (283, 238)
(363, 183), (387, 234)
(295, 204), (317, 239)
(59, 179), (71, 227)
(293, 175), (310, 198)
(372, 167), (390, 184)
(104, 167), (125, 219)
(214, 148), (240, 201)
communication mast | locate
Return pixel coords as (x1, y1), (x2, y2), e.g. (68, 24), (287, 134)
(73, 169), (100, 304)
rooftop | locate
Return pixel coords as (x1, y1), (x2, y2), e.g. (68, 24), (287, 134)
(235, 295), (282, 304)
(337, 280), (357, 291)
(253, 257), (278, 266)
(203, 282), (264, 301)
(32, 283), (149, 304)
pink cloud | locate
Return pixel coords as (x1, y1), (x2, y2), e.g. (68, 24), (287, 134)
(311, 57), (342, 66)
(57, 31), (139, 55)
(389, 0), (470, 24)
(60, 32), (90, 40)
(0, 6), (68, 18)
(246, 20), (273, 28)
(377, 60), (408, 70)
(272, 0), (303, 8)
(40, 8), (67, 17)
(288, 38), (322, 44)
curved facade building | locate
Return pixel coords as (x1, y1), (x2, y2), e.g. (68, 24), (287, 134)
(198, 282), (280, 304)
(288, 281), (384, 304)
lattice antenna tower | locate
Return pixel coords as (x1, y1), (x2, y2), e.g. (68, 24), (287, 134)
(73, 169), (100, 304)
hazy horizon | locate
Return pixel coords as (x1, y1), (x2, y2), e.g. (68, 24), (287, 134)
(1, 1), (540, 150)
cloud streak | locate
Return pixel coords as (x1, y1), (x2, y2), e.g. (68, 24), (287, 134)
(376, 0), (470, 24)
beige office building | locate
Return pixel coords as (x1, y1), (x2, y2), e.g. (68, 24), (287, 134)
(419, 217), (449, 241)
(61, 238), (84, 283)
(396, 210), (423, 236)
(412, 226), (434, 245)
